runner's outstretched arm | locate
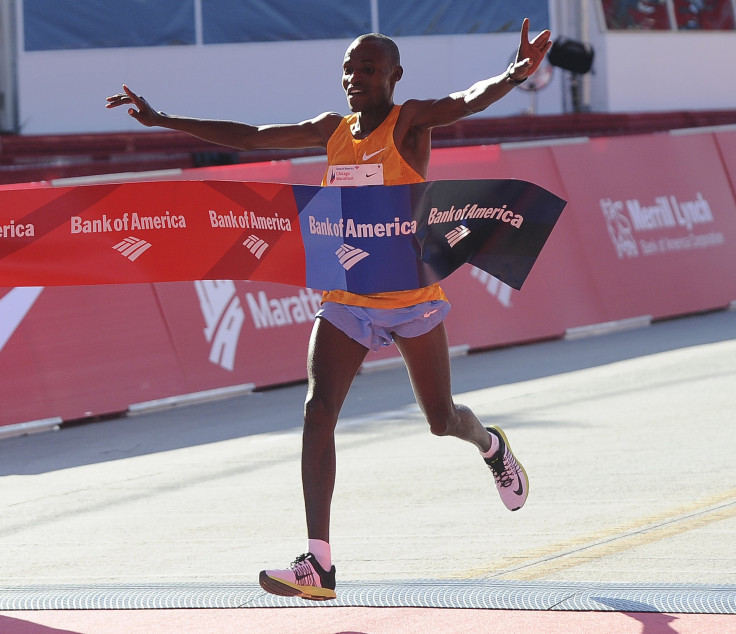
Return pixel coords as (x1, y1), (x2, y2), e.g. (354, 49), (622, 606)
(407, 18), (552, 129)
(105, 84), (341, 151)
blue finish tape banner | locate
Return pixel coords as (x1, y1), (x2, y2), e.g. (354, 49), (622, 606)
(0, 179), (566, 291)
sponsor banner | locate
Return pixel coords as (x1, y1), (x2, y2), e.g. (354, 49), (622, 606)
(551, 132), (736, 319)
(0, 180), (307, 288)
(0, 179), (566, 292)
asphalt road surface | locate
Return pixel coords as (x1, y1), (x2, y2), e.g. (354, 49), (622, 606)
(1, 308), (734, 592)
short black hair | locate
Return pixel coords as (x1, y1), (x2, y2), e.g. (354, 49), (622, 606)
(355, 33), (400, 67)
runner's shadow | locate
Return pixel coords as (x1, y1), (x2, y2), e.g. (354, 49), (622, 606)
(0, 615), (81, 633)
(592, 597), (679, 633)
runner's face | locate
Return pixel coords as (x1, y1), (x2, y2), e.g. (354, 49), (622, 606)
(342, 39), (398, 112)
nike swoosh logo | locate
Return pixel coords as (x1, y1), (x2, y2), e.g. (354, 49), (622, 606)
(514, 477), (524, 496)
(362, 148), (386, 161)
(0, 287), (44, 353)
(366, 172), (378, 178)
(423, 309), (439, 318)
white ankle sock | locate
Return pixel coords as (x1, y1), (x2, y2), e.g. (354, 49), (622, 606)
(308, 539), (331, 570)
(480, 429), (500, 458)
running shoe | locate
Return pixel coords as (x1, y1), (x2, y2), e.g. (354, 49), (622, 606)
(484, 426), (529, 511)
(259, 552), (337, 601)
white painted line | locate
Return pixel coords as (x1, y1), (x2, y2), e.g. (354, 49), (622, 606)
(449, 343), (471, 357)
(51, 169), (183, 187)
(360, 344), (469, 374)
(0, 417), (62, 440)
(669, 124), (736, 136)
(127, 383), (256, 415)
(290, 154), (328, 165)
(339, 404), (422, 429)
(360, 356), (404, 373)
(564, 315), (652, 340)
(501, 136), (589, 151)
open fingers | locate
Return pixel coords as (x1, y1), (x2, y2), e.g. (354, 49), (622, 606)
(520, 17), (530, 44)
(105, 93), (128, 108)
(530, 29), (552, 50)
(118, 85), (151, 119)
(123, 84), (144, 107)
(517, 19), (552, 70)
(105, 85), (137, 109)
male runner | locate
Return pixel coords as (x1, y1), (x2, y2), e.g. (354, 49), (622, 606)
(107, 17), (552, 601)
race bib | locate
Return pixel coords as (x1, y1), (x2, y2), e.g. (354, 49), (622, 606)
(326, 164), (384, 187)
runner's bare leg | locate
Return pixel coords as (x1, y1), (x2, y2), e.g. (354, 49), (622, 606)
(393, 322), (491, 452)
(303, 317), (369, 542)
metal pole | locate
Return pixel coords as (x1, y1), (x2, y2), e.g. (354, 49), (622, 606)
(0, 0), (19, 132)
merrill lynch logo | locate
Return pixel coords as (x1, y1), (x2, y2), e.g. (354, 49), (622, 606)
(600, 193), (719, 259)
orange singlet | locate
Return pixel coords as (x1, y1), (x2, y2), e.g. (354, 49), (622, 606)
(320, 105), (447, 309)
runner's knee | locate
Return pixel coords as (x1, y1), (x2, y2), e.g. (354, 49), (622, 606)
(304, 395), (340, 431)
(425, 407), (457, 437)
(428, 420), (450, 436)
(425, 404), (469, 438)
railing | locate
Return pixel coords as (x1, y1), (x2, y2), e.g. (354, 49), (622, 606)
(2, 109), (736, 185)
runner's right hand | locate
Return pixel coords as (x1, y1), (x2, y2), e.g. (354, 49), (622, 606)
(105, 84), (162, 127)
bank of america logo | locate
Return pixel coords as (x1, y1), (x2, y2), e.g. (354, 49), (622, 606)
(335, 244), (370, 270)
(243, 235), (269, 259)
(446, 225), (471, 247)
(112, 236), (152, 261)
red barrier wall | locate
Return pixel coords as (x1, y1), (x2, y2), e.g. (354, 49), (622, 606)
(2, 129), (736, 428)
(0, 284), (187, 423)
(153, 280), (319, 390)
(715, 129), (736, 197)
(551, 133), (736, 320)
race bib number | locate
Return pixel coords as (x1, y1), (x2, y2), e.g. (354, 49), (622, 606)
(326, 164), (384, 187)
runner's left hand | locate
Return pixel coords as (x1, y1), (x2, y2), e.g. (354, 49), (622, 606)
(509, 18), (553, 82)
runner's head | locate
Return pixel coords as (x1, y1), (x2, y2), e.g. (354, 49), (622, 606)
(342, 33), (403, 113)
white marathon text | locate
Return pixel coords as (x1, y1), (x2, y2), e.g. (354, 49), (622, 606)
(246, 288), (323, 329)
